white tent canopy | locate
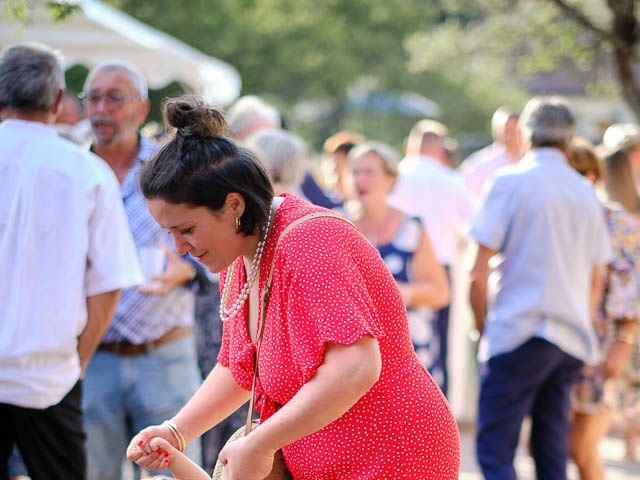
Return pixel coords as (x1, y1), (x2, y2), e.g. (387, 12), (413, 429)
(0, 0), (241, 105)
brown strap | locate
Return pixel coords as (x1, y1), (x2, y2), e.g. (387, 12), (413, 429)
(244, 211), (352, 435)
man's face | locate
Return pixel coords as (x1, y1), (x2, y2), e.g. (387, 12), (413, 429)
(85, 69), (149, 147)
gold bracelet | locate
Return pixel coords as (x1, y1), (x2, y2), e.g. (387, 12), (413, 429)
(615, 331), (636, 346)
(162, 420), (186, 452)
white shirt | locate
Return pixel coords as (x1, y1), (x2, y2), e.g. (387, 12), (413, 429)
(387, 155), (473, 265)
(460, 141), (504, 172)
(461, 148), (519, 206)
(0, 120), (142, 409)
(470, 148), (612, 364)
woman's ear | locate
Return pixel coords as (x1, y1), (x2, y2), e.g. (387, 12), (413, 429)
(224, 192), (246, 217)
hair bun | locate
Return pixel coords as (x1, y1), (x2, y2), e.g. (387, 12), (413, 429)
(164, 95), (228, 138)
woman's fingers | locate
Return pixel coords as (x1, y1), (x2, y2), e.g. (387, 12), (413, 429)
(127, 424), (179, 471)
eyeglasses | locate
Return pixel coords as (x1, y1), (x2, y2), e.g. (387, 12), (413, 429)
(79, 91), (138, 109)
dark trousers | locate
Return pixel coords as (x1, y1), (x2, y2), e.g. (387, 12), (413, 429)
(433, 302), (450, 396)
(0, 382), (86, 480)
(432, 266), (451, 396)
(476, 337), (582, 480)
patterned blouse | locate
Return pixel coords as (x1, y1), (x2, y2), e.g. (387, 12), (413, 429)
(572, 203), (640, 414)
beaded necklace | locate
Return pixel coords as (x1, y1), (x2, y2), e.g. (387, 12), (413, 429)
(219, 202), (274, 323)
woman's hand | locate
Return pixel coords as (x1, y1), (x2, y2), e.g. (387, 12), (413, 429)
(138, 247), (195, 296)
(126, 424), (178, 471)
(218, 434), (277, 480)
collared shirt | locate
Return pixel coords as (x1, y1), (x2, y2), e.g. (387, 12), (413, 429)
(99, 136), (195, 344)
(470, 148), (612, 364)
(387, 155), (473, 266)
(0, 119), (142, 409)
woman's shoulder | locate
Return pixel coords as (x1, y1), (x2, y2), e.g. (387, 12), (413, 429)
(274, 194), (352, 238)
(604, 202), (640, 234)
(267, 195), (367, 265)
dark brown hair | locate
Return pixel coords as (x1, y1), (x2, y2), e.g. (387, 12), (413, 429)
(140, 95), (274, 235)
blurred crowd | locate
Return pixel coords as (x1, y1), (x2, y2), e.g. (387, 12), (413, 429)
(2, 41), (640, 480)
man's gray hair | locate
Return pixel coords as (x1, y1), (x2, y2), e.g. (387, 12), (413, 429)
(520, 96), (575, 148)
(84, 59), (148, 100)
(0, 42), (65, 113)
(227, 95), (280, 140)
(245, 128), (306, 187)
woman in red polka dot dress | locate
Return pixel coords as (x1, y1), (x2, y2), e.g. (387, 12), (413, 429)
(127, 96), (460, 479)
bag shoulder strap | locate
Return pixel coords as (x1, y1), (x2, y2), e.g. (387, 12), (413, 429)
(245, 211), (351, 434)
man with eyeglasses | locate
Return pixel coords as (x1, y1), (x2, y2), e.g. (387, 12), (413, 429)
(81, 60), (202, 480)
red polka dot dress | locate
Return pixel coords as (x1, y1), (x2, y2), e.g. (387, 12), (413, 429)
(218, 194), (460, 479)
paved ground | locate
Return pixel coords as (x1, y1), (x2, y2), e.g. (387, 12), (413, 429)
(459, 423), (640, 479)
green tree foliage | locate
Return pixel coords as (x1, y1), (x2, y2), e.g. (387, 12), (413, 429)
(106, 0), (523, 150)
(108, 0), (434, 101)
(3, 1), (81, 23)
(409, 0), (640, 120)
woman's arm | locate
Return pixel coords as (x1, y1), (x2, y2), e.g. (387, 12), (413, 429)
(398, 230), (449, 310)
(172, 363), (251, 444)
(470, 243), (496, 335)
(604, 319), (639, 379)
(127, 363), (251, 467)
(218, 335), (382, 480)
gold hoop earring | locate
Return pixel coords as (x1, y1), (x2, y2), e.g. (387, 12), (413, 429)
(235, 216), (241, 232)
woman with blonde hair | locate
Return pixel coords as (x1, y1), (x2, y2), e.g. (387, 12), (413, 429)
(567, 139), (640, 479)
(349, 141), (450, 388)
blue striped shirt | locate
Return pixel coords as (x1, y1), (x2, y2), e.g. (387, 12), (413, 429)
(99, 136), (194, 343)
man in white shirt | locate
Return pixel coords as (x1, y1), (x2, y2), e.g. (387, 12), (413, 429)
(469, 97), (611, 480)
(0, 43), (141, 480)
(460, 107), (523, 206)
(387, 119), (473, 396)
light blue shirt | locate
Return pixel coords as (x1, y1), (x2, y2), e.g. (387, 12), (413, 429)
(470, 148), (612, 364)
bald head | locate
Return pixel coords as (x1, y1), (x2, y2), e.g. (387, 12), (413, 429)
(406, 119), (448, 161)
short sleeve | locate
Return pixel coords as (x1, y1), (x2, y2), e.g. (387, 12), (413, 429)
(469, 175), (513, 251)
(85, 160), (142, 296)
(280, 222), (384, 381)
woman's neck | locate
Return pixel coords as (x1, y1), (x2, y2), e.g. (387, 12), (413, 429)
(358, 200), (402, 246)
(242, 196), (283, 261)
(361, 200), (390, 222)
(242, 232), (261, 262)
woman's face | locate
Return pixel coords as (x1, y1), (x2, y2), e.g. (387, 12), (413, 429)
(352, 153), (395, 206)
(146, 196), (246, 273)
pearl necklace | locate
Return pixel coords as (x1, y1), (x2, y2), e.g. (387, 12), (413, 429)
(219, 202), (274, 323)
